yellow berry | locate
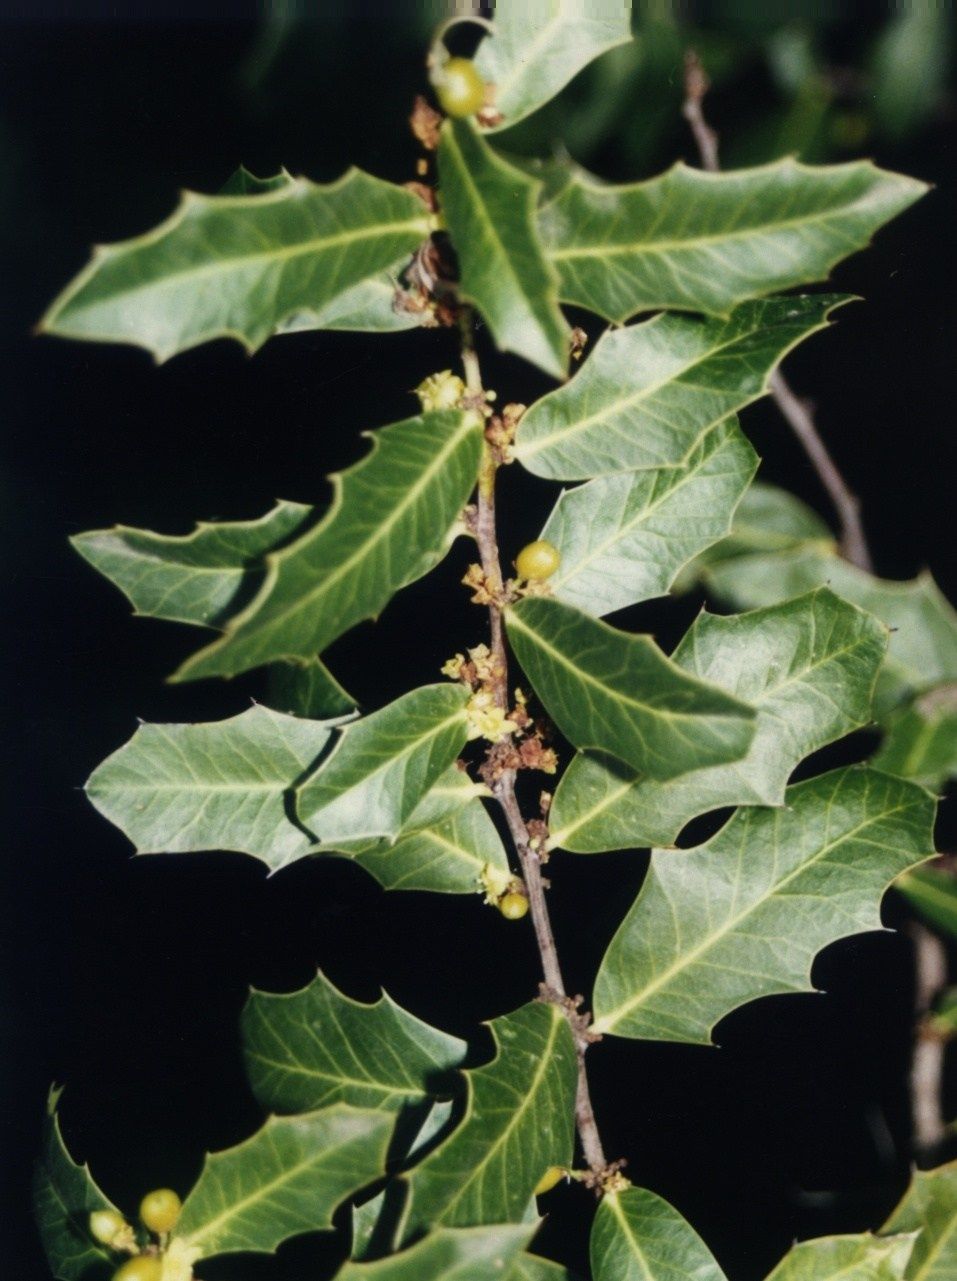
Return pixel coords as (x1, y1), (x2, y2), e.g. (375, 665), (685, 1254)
(515, 540), (561, 581)
(498, 891), (529, 920)
(534, 1166), (566, 1195)
(435, 57), (486, 118)
(139, 1188), (182, 1234)
(113, 1258), (163, 1281)
(89, 1209), (129, 1247)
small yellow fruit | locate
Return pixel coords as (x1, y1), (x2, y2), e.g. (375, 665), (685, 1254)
(113, 1257), (163, 1281)
(515, 540), (561, 581)
(534, 1166), (566, 1195)
(89, 1209), (129, 1247)
(435, 57), (486, 118)
(498, 891), (530, 920)
(139, 1188), (182, 1234)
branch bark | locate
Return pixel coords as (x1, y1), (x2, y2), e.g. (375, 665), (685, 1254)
(458, 311), (608, 1175)
(910, 921), (949, 1156)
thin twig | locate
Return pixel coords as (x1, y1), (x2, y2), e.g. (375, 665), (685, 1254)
(458, 311), (608, 1174)
(910, 921), (949, 1155)
(681, 49), (872, 572)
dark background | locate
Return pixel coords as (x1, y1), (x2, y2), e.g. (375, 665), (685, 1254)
(2, 6), (956, 1281)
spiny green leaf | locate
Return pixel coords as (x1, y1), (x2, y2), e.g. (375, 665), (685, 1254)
(550, 589), (887, 852)
(896, 868), (957, 940)
(335, 1224), (535, 1280)
(220, 165), (294, 195)
(510, 1257), (580, 1281)
(400, 1003), (577, 1236)
(241, 971), (466, 1115)
(438, 119), (569, 379)
(267, 657), (358, 720)
(540, 419), (757, 617)
(590, 1187), (725, 1281)
(514, 296), (847, 480)
(40, 169), (430, 359)
(176, 1106), (392, 1258)
(873, 684), (957, 790)
(71, 500), (311, 629)
(882, 1159), (957, 1281)
(539, 158), (926, 323)
(474, 2), (631, 133)
(593, 766), (936, 1042)
(86, 704), (335, 865)
(332, 765), (509, 894)
(33, 1106), (120, 1281)
(175, 411), (483, 681)
(297, 683), (471, 848)
(505, 597), (756, 780)
(766, 1234), (916, 1281)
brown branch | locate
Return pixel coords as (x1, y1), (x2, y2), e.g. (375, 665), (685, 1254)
(910, 921), (949, 1156)
(458, 310), (608, 1174)
(681, 49), (872, 573)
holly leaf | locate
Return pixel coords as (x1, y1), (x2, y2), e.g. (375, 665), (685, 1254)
(33, 1103), (120, 1281)
(590, 1187), (725, 1281)
(175, 411), (483, 681)
(505, 597), (756, 779)
(175, 1106), (392, 1258)
(873, 684), (957, 789)
(682, 481), (833, 573)
(511, 1258), (581, 1281)
(219, 165), (293, 195)
(71, 500), (311, 628)
(592, 766), (936, 1042)
(40, 170), (430, 360)
(86, 705), (335, 865)
(332, 765), (509, 894)
(335, 1225), (536, 1281)
(241, 972), (466, 1115)
(539, 419), (756, 617)
(767, 1235), (916, 1281)
(474, 3), (632, 133)
(400, 1003), (577, 1236)
(297, 683), (470, 848)
(514, 296), (847, 480)
(550, 589), (887, 852)
(276, 263), (420, 334)
(438, 120), (569, 379)
(267, 657), (358, 720)
(539, 159), (927, 323)
(896, 867), (957, 939)
(882, 1160), (957, 1281)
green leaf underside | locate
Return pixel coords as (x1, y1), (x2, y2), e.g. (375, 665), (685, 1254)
(241, 971), (465, 1114)
(882, 1161), (957, 1281)
(175, 411), (482, 681)
(590, 1187), (726, 1281)
(176, 1105), (392, 1257)
(873, 684), (957, 789)
(401, 1003), (577, 1236)
(550, 589), (887, 852)
(33, 1111), (119, 1281)
(685, 481), (832, 570)
(700, 551), (957, 712)
(438, 120), (569, 379)
(592, 766), (935, 1042)
(474, 2), (631, 133)
(335, 1224), (535, 1280)
(510, 1256), (580, 1281)
(766, 1235), (916, 1281)
(331, 765), (509, 894)
(505, 597), (756, 779)
(541, 419), (757, 617)
(86, 705), (335, 865)
(267, 657), (358, 720)
(514, 296), (847, 480)
(296, 683), (470, 849)
(41, 169), (430, 359)
(71, 500), (311, 629)
(896, 868), (957, 939)
(539, 158), (927, 323)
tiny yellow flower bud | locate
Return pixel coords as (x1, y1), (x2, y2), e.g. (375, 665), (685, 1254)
(414, 370), (466, 413)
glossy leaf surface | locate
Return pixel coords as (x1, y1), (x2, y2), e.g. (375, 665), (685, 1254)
(766, 1235), (915, 1281)
(873, 684), (957, 789)
(896, 867), (957, 940)
(539, 159), (926, 323)
(33, 1108), (119, 1281)
(267, 657), (358, 720)
(506, 597), (756, 779)
(591, 1187), (725, 1281)
(593, 767), (935, 1041)
(177, 411), (482, 681)
(336, 1224), (534, 1280)
(514, 296), (846, 480)
(882, 1160), (957, 1281)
